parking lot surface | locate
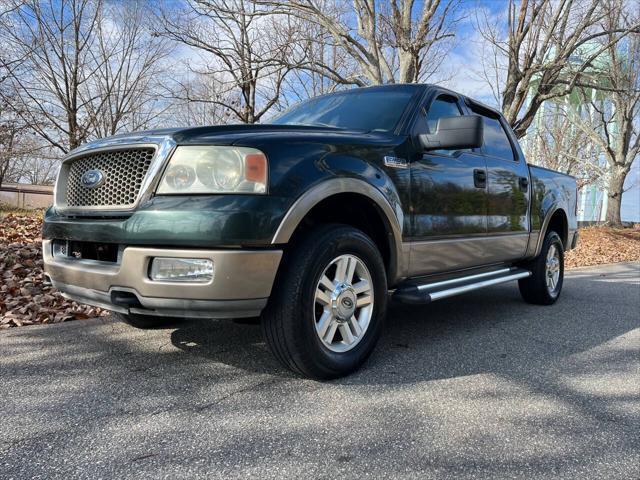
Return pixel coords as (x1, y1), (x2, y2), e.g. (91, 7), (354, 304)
(1, 262), (638, 479)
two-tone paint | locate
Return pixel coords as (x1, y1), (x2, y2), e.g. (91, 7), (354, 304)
(44, 84), (578, 289)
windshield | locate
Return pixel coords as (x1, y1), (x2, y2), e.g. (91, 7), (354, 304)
(270, 89), (415, 132)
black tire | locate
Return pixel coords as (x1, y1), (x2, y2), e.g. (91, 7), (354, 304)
(519, 230), (564, 305)
(115, 312), (179, 329)
(262, 224), (388, 380)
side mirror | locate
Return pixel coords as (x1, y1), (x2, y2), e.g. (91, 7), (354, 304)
(419, 115), (483, 151)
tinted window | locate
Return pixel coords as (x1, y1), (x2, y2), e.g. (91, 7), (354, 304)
(478, 114), (515, 161)
(271, 89), (415, 132)
(421, 96), (466, 156)
(425, 97), (461, 132)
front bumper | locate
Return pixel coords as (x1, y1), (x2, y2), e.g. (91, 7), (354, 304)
(43, 240), (282, 318)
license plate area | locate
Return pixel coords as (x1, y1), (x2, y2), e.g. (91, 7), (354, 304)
(52, 239), (121, 264)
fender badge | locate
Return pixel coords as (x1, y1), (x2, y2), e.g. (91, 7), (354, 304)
(383, 156), (408, 169)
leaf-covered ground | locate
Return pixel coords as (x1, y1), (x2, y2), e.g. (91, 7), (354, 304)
(565, 225), (640, 268)
(1, 212), (107, 329)
(1, 211), (639, 328)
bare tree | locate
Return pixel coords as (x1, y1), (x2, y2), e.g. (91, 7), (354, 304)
(8, 152), (59, 185)
(0, 0), (105, 153)
(383, 0), (459, 83)
(0, 109), (46, 186)
(85, 2), (171, 138)
(158, 0), (300, 124)
(0, 118), (25, 186)
(477, 0), (640, 138)
(0, 0), (170, 155)
(524, 102), (606, 189)
(259, 0), (459, 86)
(279, 17), (359, 105)
(0, 57), (41, 186)
(567, 6), (640, 226)
(167, 73), (237, 127)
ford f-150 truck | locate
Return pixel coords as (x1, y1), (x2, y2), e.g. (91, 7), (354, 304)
(43, 84), (578, 379)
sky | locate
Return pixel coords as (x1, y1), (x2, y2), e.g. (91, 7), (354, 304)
(621, 165), (640, 222)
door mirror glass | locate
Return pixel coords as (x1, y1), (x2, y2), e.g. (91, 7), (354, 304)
(419, 115), (484, 151)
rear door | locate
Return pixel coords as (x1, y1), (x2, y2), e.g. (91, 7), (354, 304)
(466, 103), (530, 262)
(408, 91), (489, 276)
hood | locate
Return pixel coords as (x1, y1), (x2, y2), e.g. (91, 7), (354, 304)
(105, 123), (369, 146)
(69, 123), (400, 160)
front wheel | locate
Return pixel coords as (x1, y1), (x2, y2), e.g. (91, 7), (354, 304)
(519, 230), (564, 305)
(262, 224), (388, 379)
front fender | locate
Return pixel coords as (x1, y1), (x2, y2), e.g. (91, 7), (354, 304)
(271, 177), (406, 281)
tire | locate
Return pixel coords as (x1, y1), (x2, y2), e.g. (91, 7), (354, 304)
(262, 224), (388, 380)
(519, 230), (564, 305)
(115, 312), (179, 329)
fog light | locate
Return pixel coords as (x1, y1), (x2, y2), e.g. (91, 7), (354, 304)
(150, 258), (213, 283)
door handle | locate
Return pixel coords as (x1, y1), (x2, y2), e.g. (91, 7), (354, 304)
(473, 169), (487, 188)
(519, 176), (529, 191)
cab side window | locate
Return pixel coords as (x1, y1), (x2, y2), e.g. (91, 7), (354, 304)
(426, 97), (462, 133)
(421, 96), (465, 156)
(472, 110), (516, 161)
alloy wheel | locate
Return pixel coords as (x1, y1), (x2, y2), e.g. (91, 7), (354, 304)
(313, 254), (374, 353)
(545, 244), (561, 296)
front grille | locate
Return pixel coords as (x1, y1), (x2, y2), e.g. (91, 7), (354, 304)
(66, 147), (156, 208)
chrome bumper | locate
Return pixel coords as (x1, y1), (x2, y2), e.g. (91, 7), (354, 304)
(43, 240), (282, 318)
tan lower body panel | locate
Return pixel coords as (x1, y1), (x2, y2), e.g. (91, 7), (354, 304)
(43, 240), (282, 318)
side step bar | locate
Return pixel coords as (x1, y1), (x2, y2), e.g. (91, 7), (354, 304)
(393, 268), (531, 305)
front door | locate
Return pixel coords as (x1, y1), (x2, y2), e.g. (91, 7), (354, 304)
(408, 92), (489, 276)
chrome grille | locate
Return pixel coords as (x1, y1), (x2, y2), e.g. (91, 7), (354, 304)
(66, 147), (156, 208)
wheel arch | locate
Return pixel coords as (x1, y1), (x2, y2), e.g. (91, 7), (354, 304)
(271, 179), (405, 285)
(535, 208), (569, 256)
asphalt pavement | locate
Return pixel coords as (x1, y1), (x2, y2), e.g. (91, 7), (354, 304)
(1, 262), (639, 479)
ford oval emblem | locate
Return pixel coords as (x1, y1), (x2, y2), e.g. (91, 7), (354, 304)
(80, 169), (105, 189)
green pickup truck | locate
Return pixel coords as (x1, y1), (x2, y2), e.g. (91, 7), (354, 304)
(43, 84), (578, 379)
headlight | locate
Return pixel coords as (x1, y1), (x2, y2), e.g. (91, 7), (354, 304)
(157, 146), (268, 194)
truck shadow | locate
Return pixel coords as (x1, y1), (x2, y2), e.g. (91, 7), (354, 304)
(169, 262), (640, 384)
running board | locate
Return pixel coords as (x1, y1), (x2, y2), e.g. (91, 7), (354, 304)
(393, 268), (531, 305)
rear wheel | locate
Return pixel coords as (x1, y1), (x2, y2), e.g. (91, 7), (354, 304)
(519, 230), (564, 305)
(262, 224), (387, 379)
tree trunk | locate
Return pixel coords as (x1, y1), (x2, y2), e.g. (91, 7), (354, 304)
(398, 50), (417, 83)
(605, 166), (628, 227)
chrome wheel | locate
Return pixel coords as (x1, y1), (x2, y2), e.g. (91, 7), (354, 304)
(314, 254), (374, 353)
(545, 244), (561, 296)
